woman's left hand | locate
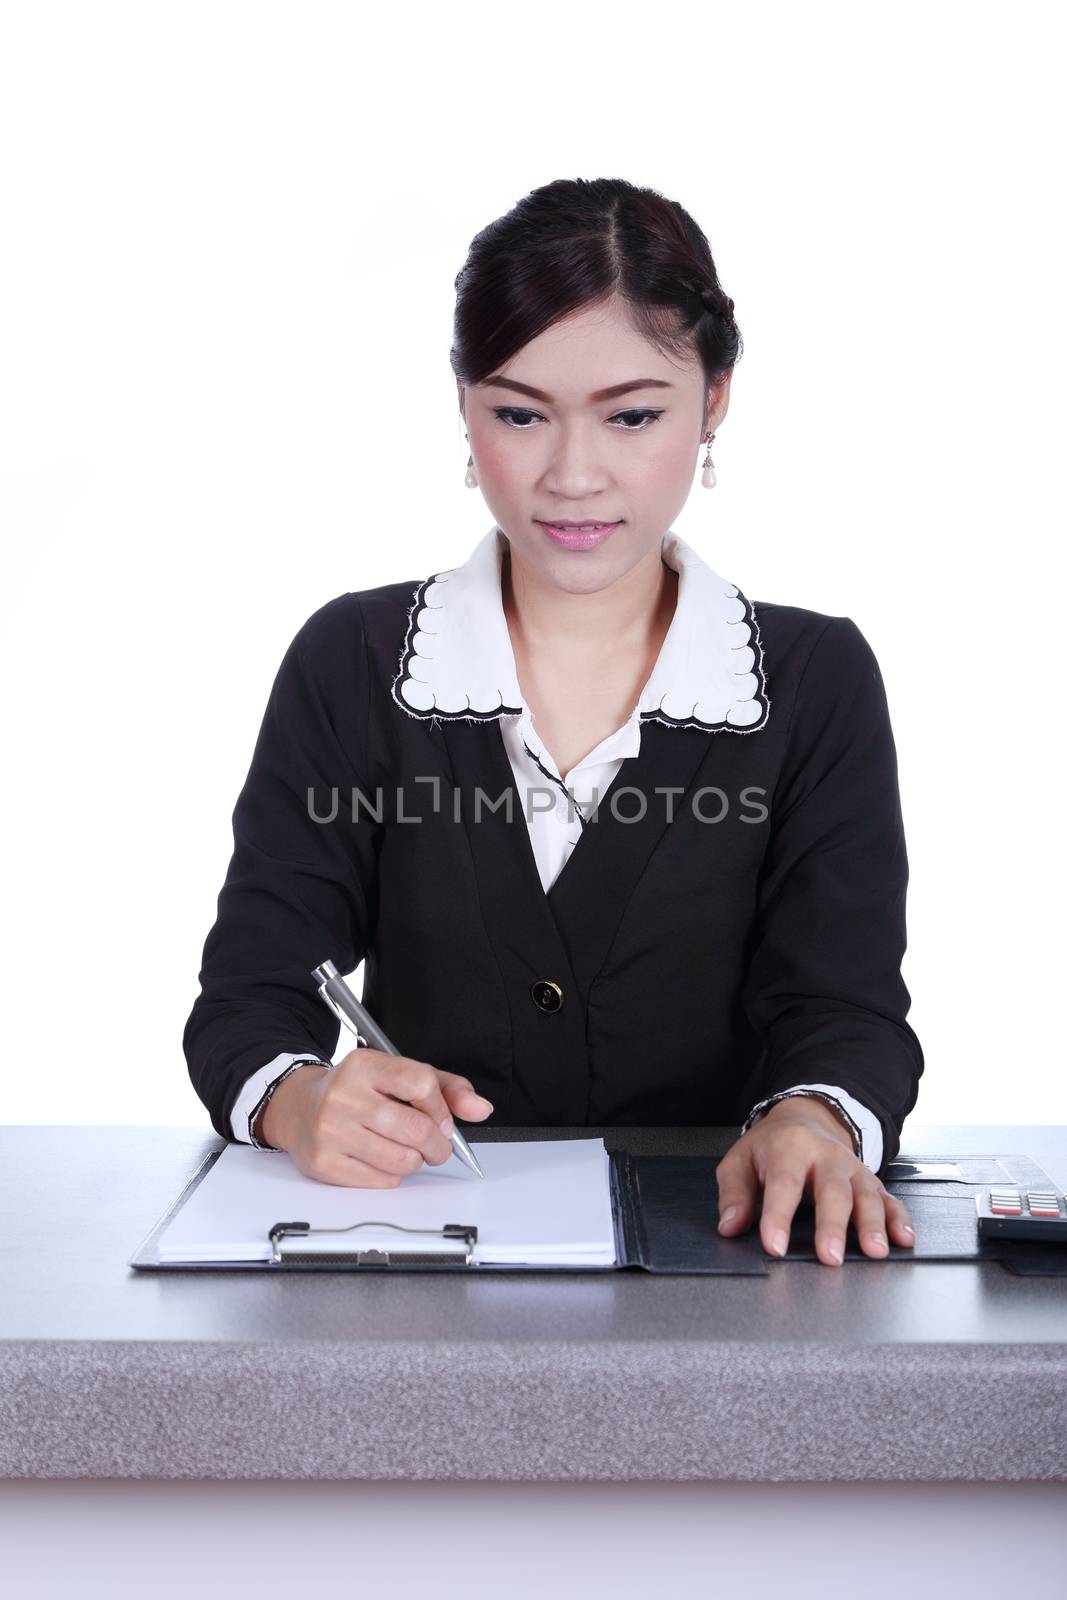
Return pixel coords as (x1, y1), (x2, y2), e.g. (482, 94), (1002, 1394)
(715, 1096), (917, 1266)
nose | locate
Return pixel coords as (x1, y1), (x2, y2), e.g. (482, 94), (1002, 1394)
(540, 423), (615, 497)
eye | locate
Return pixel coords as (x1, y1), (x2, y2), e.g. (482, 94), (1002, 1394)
(492, 407), (541, 430)
(492, 407), (665, 432)
(612, 409), (664, 430)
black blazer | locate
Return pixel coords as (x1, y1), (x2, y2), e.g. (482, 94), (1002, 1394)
(183, 580), (924, 1169)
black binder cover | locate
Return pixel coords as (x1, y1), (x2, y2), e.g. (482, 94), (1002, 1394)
(129, 1146), (1067, 1276)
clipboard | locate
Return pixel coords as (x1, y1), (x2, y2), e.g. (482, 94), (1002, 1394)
(130, 1143), (766, 1274)
(128, 1143), (1067, 1276)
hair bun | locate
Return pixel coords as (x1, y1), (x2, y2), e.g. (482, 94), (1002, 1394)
(698, 285), (727, 317)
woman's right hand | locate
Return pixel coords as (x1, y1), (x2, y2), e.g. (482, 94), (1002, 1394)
(257, 1048), (495, 1186)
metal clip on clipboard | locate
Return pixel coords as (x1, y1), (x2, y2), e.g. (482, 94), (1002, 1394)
(268, 1219), (479, 1266)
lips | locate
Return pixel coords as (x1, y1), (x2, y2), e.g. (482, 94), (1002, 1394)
(538, 520), (621, 551)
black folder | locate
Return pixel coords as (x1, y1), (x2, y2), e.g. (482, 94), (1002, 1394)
(129, 1144), (1067, 1276)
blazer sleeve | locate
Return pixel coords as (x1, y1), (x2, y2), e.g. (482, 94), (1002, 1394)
(182, 596), (380, 1141)
(739, 615), (924, 1170)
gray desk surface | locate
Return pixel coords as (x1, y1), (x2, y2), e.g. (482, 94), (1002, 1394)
(2, 1124), (1065, 1483)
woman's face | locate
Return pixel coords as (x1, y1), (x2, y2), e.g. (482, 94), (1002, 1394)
(460, 294), (731, 597)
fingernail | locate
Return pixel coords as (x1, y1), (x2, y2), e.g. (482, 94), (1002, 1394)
(870, 1231), (887, 1251)
(901, 1224), (915, 1237)
(719, 1206), (739, 1228)
(827, 1238), (844, 1264)
(770, 1230), (789, 1257)
(439, 1117), (454, 1138)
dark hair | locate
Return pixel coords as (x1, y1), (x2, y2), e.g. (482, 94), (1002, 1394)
(451, 176), (742, 413)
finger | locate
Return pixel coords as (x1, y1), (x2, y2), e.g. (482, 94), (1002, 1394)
(341, 1121), (432, 1178)
(365, 1092), (454, 1167)
(852, 1182), (917, 1257)
(758, 1158), (809, 1258)
(886, 1194), (917, 1247)
(369, 1056), (456, 1137)
(849, 1176), (896, 1258)
(300, 1147), (406, 1189)
(436, 1070), (495, 1120)
(716, 1149), (758, 1234)
(811, 1170), (857, 1267)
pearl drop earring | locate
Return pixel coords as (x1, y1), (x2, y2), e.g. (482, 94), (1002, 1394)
(702, 431), (717, 489)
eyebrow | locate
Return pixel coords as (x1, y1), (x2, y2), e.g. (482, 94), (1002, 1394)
(480, 376), (675, 403)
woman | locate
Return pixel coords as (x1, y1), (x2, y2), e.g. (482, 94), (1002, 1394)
(183, 176), (922, 1268)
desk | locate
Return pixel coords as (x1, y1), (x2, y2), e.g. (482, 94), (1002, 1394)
(2, 1124), (1065, 1597)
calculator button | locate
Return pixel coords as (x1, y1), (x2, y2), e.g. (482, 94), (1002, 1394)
(990, 1190), (1023, 1214)
(1026, 1192), (1062, 1217)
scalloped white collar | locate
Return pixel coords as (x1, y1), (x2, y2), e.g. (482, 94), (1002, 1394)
(391, 524), (770, 734)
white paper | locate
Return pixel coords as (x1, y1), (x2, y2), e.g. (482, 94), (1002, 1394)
(154, 1138), (618, 1266)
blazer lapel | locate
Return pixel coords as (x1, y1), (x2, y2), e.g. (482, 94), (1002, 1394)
(546, 719), (714, 994)
(441, 715), (714, 1004)
(439, 717), (580, 995)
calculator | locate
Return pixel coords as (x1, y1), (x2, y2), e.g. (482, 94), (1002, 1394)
(976, 1187), (1067, 1243)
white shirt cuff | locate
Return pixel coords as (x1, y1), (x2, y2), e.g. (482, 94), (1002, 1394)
(229, 1051), (332, 1145)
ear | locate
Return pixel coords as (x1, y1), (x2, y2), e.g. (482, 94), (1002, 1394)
(706, 370), (733, 433)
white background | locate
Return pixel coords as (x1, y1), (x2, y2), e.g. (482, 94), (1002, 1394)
(2, 0), (1063, 1131)
(1, 1480), (1064, 1599)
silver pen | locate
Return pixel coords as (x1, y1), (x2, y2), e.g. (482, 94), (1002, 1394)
(310, 959), (485, 1179)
